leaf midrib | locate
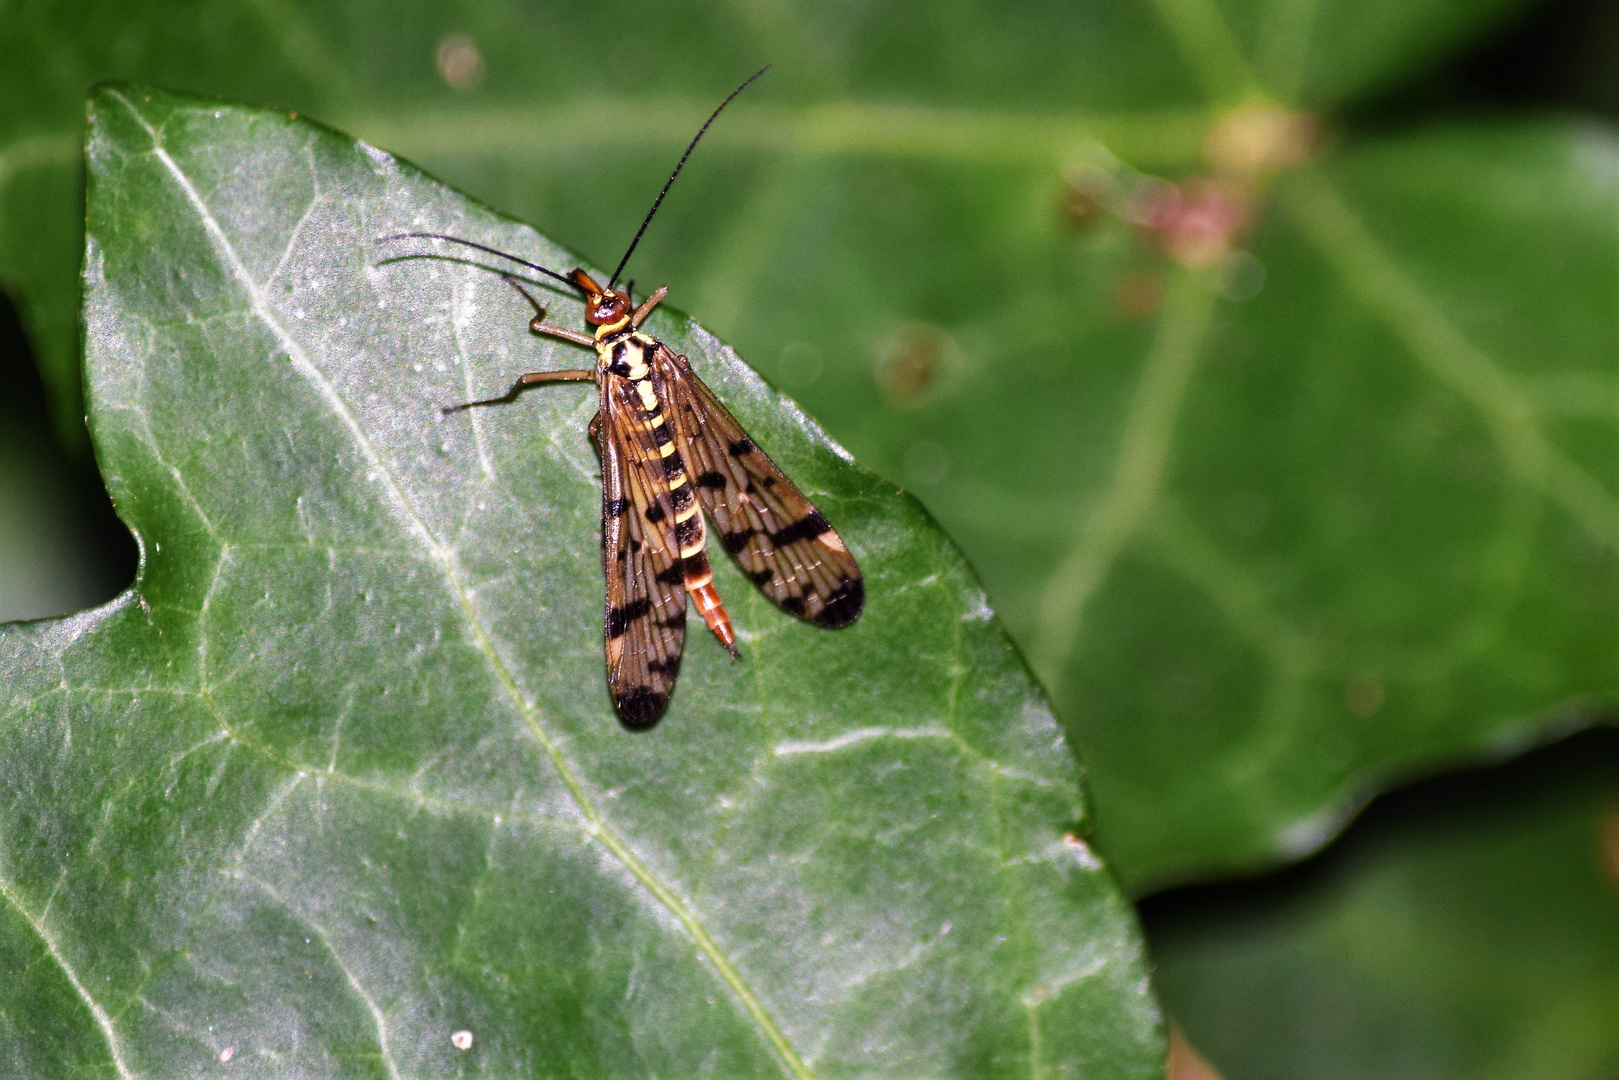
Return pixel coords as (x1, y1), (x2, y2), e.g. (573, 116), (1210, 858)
(104, 86), (815, 1080)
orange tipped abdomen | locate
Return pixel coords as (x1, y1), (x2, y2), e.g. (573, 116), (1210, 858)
(690, 581), (736, 656)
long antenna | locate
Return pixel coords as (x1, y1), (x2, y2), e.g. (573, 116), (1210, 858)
(377, 232), (575, 287)
(608, 65), (770, 289)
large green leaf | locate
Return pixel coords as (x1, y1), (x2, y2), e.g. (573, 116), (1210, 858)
(366, 8), (1618, 890)
(1148, 728), (1619, 1079)
(0, 84), (1159, 1077)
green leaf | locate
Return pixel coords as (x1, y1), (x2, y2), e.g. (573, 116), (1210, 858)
(0, 84), (1159, 1077)
(386, 8), (1618, 890)
(1204, 0), (1533, 106)
(1148, 730), (1619, 1079)
(1044, 121), (1619, 888)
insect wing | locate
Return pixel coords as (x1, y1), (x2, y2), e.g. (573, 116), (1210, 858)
(600, 376), (688, 725)
(656, 347), (863, 627)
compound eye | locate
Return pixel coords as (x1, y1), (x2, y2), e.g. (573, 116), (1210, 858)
(590, 297), (626, 324)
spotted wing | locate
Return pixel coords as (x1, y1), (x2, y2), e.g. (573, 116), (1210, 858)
(600, 374), (687, 726)
(655, 346), (863, 627)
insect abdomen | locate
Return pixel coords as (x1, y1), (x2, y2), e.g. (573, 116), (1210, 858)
(635, 372), (738, 657)
(682, 550), (735, 655)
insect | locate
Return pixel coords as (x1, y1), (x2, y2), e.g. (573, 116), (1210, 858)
(383, 67), (862, 727)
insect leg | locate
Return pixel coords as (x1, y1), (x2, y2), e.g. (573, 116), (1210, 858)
(506, 276), (598, 347)
(630, 286), (669, 328)
(587, 410), (603, 457)
(442, 369), (595, 414)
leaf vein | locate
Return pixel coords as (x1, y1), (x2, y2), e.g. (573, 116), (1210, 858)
(1033, 270), (1216, 677)
(1287, 172), (1619, 554)
(237, 874), (403, 1080)
(0, 868), (136, 1079)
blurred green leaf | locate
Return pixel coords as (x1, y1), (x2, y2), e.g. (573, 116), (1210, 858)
(0, 0), (1530, 453)
(391, 3), (1611, 892)
(1147, 728), (1619, 1079)
(0, 84), (1160, 1077)
(1205, 0), (1532, 106)
(1023, 121), (1619, 888)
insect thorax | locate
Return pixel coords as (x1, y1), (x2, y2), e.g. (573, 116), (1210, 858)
(597, 331), (658, 381)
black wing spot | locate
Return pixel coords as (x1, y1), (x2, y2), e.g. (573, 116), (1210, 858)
(606, 496), (629, 518)
(655, 563), (686, 586)
(728, 438), (754, 457)
(615, 684), (669, 728)
(606, 597), (653, 639)
(769, 510), (833, 547)
(646, 657), (680, 676)
(630, 537), (643, 552)
(748, 568), (774, 586)
(616, 548), (627, 563)
(658, 609), (688, 630)
(645, 504), (666, 524)
(695, 471), (728, 490)
(814, 576), (864, 627)
(780, 595), (807, 617)
(761, 475), (777, 489)
(720, 527), (757, 555)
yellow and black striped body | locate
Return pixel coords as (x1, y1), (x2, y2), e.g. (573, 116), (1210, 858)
(592, 317), (862, 727)
(596, 324), (733, 725)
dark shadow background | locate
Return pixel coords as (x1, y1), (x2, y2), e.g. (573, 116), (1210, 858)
(1352, 0), (1619, 126)
(1146, 723), (1619, 1079)
(0, 293), (135, 622)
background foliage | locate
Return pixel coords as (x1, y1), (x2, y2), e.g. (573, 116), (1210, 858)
(2, 0), (1616, 1076)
